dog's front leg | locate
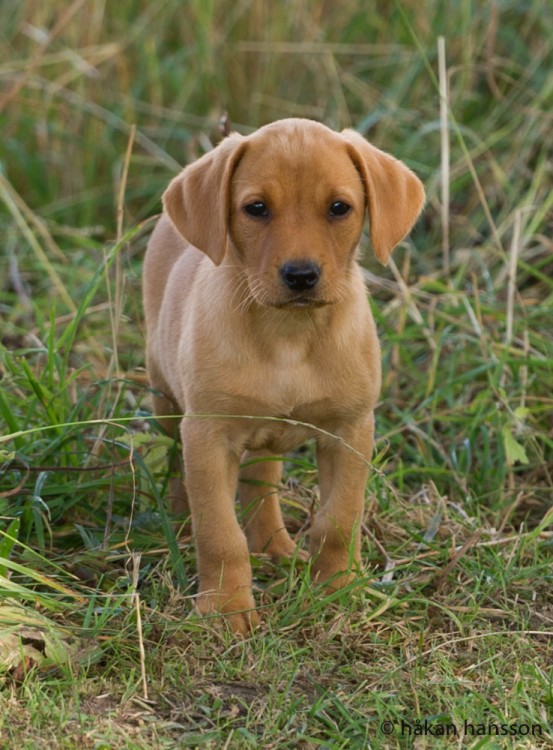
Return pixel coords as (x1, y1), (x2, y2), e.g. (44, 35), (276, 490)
(310, 414), (374, 588)
(181, 420), (259, 634)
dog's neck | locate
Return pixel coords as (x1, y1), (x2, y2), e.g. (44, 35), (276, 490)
(249, 301), (334, 339)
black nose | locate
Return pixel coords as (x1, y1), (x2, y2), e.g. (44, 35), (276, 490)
(280, 261), (321, 292)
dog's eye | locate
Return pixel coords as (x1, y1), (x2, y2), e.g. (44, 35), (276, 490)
(244, 202), (269, 218)
(329, 201), (351, 217)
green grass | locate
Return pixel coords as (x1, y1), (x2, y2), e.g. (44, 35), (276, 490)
(1, 0), (552, 747)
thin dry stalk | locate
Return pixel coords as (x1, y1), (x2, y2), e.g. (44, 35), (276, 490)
(506, 209), (522, 347)
(438, 36), (450, 279)
(109, 123), (136, 376)
(500, 209), (522, 393)
(485, 1), (503, 99)
(116, 124), (137, 243)
(434, 529), (483, 590)
(131, 553), (148, 702)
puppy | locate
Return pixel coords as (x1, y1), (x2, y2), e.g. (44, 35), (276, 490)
(143, 118), (424, 633)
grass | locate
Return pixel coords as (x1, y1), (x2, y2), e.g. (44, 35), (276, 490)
(0, 0), (552, 747)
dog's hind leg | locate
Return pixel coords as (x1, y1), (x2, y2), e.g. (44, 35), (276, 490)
(148, 361), (189, 516)
(239, 450), (303, 560)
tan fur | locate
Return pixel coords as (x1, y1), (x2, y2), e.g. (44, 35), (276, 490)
(143, 118), (425, 634)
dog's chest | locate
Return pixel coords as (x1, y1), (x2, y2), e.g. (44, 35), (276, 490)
(254, 339), (325, 414)
(185, 317), (376, 431)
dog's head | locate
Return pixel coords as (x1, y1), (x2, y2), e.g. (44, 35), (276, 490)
(163, 118), (425, 308)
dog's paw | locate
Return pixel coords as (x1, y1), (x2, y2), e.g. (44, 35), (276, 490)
(311, 562), (357, 591)
(196, 589), (260, 636)
(309, 512), (362, 587)
(310, 530), (361, 590)
(266, 538), (309, 562)
(224, 608), (261, 636)
(249, 528), (308, 562)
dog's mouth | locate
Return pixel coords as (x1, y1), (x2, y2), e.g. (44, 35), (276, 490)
(272, 296), (332, 309)
(247, 278), (333, 309)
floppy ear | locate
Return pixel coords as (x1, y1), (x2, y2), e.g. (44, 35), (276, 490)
(162, 134), (246, 265)
(341, 129), (425, 264)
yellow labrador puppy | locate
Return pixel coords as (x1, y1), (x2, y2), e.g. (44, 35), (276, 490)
(143, 119), (424, 633)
